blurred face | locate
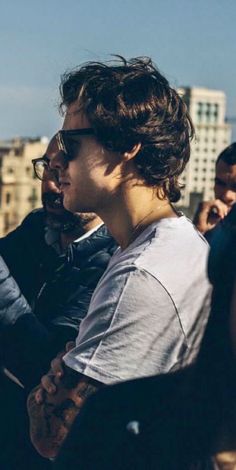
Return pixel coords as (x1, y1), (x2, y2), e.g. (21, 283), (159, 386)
(50, 103), (122, 214)
(41, 137), (64, 216)
(41, 136), (97, 231)
(214, 160), (236, 208)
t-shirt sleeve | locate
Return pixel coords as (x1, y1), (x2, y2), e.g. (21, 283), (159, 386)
(63, 267), (184, 384)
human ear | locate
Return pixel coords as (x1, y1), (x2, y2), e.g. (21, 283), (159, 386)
(123, 143), (141, 161)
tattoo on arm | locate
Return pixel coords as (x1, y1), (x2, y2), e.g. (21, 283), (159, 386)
(27, 370), (101, 458)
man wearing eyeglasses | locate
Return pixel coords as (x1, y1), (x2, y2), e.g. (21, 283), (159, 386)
(0, 134), (117, 383)
(0, 136), (103, 307)
(27, 56), (212, 460)
(0, 135), (116, 468)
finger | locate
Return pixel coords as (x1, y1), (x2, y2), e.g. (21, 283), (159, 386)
(51, 357), (64, 377)
(213, 200), (229, 217)
(35, 387), (45, 404)
(41, 373), (56, 394)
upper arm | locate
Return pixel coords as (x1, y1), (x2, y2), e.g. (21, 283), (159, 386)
(64, 268), (181, 383)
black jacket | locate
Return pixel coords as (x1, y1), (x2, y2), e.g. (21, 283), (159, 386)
(0, 210), (117, 389)
(0, 209), (59, 306)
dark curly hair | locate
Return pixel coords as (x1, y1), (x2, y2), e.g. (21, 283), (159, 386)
(216, 142), (236, 166)
(60, 56), (194, 202)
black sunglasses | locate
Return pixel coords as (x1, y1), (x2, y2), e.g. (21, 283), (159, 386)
(56, 128), (95, 157)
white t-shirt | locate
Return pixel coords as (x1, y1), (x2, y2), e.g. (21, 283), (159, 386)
(64, 216), (211, 384)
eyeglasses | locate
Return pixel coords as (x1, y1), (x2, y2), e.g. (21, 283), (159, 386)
(56, 128), (95, 159)
(32, 155), (59, 182)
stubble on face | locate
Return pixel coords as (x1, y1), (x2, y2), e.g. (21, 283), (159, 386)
(60, 105), (121, 216)
(42, 136), (98, 233)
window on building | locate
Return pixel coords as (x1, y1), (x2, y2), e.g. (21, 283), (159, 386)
(213, 104), (219, 123)
(205, 103), (211, 123)
(197, 102), (203, 123)
(4, 213), (10, 232)
(29, 187), (38, 209)
(6, 193), (11, 205)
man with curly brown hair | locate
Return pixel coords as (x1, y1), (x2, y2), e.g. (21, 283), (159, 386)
(27, 56), (212, 459)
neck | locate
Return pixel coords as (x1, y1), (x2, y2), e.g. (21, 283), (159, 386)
(98, 183), (176, 250)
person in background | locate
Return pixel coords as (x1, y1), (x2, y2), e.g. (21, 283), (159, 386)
(0, 135), (116, 470)
(193, 143), (236, 242)
(0, 136), (103, 307)
(0, 134), (116, 388)
(27, 56), (211, 459)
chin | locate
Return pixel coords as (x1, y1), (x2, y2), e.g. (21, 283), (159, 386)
(63, 199), (75, 213)
(63, 196), (87, 214)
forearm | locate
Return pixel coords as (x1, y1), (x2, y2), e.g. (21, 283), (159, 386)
(27, 367), (101, 458)
(27, 384), (80, 459)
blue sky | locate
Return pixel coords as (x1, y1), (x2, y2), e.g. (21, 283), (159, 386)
(0, 0), (235, 139)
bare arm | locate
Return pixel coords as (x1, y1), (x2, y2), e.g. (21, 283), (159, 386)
(27, 361), (102, 459)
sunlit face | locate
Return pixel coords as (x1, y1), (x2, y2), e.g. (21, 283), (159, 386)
(214, 160), (236, 208)
(50, 102), (123, 214)
(41, 136), (97, 231)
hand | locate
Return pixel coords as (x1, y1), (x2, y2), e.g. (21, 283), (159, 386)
(193, 199), (229, 234)
(35, 341), (75, 404)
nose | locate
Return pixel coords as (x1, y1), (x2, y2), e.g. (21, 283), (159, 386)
(50, 151), (67, 172)
(43, 176), (61, 193)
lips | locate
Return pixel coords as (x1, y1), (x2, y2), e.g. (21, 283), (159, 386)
(59, 180), (70, 190)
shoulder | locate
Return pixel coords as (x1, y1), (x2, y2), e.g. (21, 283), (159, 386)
(0, 208), (47, 269)
(21, 208), (46, 231)
(100, 216), (211, 310)
(109, 216), (209, 276)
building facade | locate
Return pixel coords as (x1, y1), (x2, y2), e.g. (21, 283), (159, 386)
(0, 137), (48, 236)
(178, 87), (232, 216)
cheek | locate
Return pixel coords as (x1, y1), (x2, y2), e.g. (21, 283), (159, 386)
(63, 187), (79, 212)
